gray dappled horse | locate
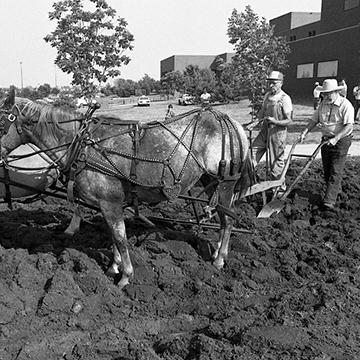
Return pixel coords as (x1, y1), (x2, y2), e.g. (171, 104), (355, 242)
(0, 92), (253, 288)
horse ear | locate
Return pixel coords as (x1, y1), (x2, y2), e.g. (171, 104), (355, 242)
(3, 89), (15, 109)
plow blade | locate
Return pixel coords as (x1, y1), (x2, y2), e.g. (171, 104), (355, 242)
(257, 141), (326, 218)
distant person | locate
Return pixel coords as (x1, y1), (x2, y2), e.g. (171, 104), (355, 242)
(353, 82), (360, 121)
(200, 88), (211, 106)
(339, 78), (347, 98)
(251, 70), (293, 191)
(300, 79), (354, 210)
(165, 104), (175, 120)
(313, 82), (321, 110)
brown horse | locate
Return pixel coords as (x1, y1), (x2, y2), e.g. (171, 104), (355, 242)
(0, 92), (253, 288)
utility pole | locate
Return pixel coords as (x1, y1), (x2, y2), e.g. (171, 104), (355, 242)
(19, 62), (23, 90)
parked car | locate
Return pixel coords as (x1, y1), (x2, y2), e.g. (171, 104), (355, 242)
(137, 95), (151, 106)
(178, 94), (194, 105)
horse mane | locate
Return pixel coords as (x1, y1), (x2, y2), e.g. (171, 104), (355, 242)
(15, 97), (82, 140)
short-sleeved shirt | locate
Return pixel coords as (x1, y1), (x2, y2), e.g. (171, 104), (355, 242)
(200, 92), (211, 102)
(312, 96), (354, 137)
(313, 86), (321, 98)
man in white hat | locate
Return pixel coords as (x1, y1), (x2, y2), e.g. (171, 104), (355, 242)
(313, 82), (321, 110)
(200, 87), (211, 106)
(251, 70), (293, 190)
(300, 78), (354, 210)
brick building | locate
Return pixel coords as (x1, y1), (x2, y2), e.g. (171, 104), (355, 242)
(271, 0), (360, 100)
(160, 53), (234, 78)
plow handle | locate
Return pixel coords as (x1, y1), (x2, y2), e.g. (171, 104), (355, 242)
(279, 141), (327, 200)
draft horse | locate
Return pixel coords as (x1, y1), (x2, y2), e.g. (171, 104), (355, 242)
(0, 92), (253, 288)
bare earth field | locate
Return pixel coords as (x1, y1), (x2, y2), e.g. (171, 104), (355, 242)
(1, 98), (360, 360)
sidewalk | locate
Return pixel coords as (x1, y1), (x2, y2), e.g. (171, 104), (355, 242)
(285, 141), (360, 158)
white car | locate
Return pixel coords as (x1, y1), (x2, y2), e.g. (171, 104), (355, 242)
(137, 95), (151, 106)
(178, 94), (194, 105)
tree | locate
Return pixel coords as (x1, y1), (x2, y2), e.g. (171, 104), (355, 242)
(138, 74), (159, 95)
(160, 71), (184, 95)
(45, 0), (134, 99)
(227, 6), (290, 113)
(37, 83), (52, 98)
(183, 66), (216, 98)
(112, 78), (139, 97)
(213, 63), (243, 101)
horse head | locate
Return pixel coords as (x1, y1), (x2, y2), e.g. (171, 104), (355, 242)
(0, 89), (15, 130)
(0, 96), (33, 158)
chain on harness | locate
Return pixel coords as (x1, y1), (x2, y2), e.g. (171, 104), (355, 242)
(64, 102), (101, 204)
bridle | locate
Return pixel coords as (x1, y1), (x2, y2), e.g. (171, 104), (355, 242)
(0, 104), (24, 137)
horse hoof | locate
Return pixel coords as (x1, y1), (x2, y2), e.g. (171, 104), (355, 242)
(106, 267), (119, 278)
(117, 276), (130, 289)
(213, 259), (224, 270)
(64, 226), (79, 236)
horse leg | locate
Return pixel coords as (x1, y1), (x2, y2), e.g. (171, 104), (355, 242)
(101, 201), (133, 289)
(64, 206), (82, 235)
(212, 183), (236, 270)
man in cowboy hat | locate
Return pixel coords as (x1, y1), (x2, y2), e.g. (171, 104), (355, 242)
(251, 70), (293, 191)
(300, 78), (354, 210)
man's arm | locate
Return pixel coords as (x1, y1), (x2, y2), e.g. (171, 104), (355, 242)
(267, 95), (293, 126)
(267, 111), (292, 126)
(300, 112), (319, 142)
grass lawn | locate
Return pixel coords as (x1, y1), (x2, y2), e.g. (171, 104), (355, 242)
(95, 97), (360, 145)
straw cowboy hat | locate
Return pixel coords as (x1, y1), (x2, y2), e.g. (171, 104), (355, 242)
(317, 79), (344, 93)
(267, 71), (284, 81)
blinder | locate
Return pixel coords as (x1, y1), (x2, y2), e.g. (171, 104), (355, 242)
(0, 106), (23, 136)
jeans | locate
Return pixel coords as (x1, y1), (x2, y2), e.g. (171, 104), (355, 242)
(321, 135), (352, 205)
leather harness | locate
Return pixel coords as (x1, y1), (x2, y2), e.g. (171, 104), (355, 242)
(0, 104), (247, 217)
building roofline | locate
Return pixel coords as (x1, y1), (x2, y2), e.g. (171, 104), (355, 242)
(270, 11), (321, 21)
(287, 23), (360, 44)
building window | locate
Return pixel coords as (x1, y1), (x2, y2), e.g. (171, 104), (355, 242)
(290, 35), (297, 41)
(344, 0), (359, 10)
(317, 60), (338, 77)
(297, 63), (314, 78)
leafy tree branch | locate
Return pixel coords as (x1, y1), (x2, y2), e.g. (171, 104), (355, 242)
(227, 5), (290, 115)
(45, 0), (134, 99)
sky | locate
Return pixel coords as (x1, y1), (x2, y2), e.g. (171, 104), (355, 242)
(0, 0), (321, 88)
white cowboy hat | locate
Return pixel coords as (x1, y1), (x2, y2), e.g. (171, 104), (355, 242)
(317, 79), (344, 93)
(267, 71), (284, 81)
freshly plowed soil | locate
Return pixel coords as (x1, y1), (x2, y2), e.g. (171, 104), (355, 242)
(1, 157), (360, 360)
